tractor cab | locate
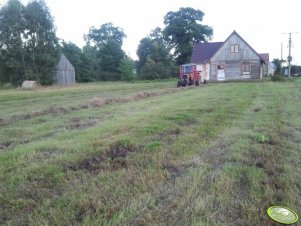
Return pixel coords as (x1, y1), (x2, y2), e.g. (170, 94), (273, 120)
(177, 63), (200, 87)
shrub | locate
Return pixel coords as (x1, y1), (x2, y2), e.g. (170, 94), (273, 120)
(271, 75), (285, 82)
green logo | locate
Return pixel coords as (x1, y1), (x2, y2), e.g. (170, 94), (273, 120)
(267, 206), (299, 224)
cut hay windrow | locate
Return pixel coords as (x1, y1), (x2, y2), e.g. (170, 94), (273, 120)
(4, 87), (190, 125)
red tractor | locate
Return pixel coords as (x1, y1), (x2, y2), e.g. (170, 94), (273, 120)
(177, 63), (200, 87)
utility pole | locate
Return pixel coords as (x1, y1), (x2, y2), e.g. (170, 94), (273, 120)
(283, 32), (299, 78)
(288, 33), (292, 78)
(281, 42), (283, 75)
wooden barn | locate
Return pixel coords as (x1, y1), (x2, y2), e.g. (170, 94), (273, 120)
(56, 54), (75, 85)
(191, 31), (268, 81)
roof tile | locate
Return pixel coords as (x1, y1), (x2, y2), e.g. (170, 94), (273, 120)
(190, 42), (224, 64)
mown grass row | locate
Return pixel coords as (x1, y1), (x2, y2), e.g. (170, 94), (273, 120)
(1, 79), (301, 225)
(0, 81), (175, 119)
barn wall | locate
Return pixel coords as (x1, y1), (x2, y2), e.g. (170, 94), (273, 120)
(56, 54), (75, 85)
(57, 70), (75, 85)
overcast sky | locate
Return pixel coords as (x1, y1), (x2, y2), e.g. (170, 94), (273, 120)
(1, 0), (300, 64)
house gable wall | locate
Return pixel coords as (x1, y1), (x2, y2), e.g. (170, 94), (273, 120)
(210, 32), (261, 80)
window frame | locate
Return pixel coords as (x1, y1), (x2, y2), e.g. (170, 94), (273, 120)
(230, 44), (239, 53)
(241, 62), (250, 75)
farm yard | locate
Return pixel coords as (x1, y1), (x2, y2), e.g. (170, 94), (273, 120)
(0, 79), (301, 225)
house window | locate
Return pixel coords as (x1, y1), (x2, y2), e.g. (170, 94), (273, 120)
(241, 62), (250, 74)
(230, 44), (239, 53)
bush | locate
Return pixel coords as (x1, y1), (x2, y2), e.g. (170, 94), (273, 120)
(271, 75), (285, 82)
(0, 83), (13, 90)
(138, 59), (174, 80)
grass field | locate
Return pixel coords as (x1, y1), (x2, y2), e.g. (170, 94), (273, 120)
(0, 79), (301, 225)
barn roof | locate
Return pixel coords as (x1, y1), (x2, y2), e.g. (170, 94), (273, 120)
(190, 42), (224, 64)
(57, 54), (75, 71)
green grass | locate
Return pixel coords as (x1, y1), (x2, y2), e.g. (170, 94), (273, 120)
(1, 79), (301, 225)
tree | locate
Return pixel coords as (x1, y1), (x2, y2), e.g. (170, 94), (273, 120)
(137, 27), (175, 80)
(0, 0), (26, 85)
(163, 7), (213, 65)
(272, 58), (285, 75)
(85, 22), (125, 48)
(24, 0), (59, 85)
(0, 0), (59, 86)
(85, 23), (126, 80)
(82, 42), (98, 81)
(137, 37), (154, 72)
(118, 56), (135, 81)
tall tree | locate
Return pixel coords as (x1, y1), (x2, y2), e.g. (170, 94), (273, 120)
(85, 23), (126, 80)
(0, 0), (26, 85)
(137, 27), (175, 80)
(163, 7), (213, 65)
(272, 58), (285, 75)
(24, 0), (59, 85)
(0, 0), (59, 86)
(137, 37), (153, 72)
(82, 42), (98, 81)
(85, 22), (125, 48)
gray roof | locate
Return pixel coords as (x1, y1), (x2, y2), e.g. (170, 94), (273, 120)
(57, 54), (75, 71)
(259, 53), (269, 63)
(190, 42), (224, 64)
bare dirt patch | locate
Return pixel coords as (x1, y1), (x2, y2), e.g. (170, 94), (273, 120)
(201, 138), (229, 169)
(199, 108), (214, 113)
(44, 106), (70, 115)
(19, 131), (59, 145)
(253, 107), (262, 112)
(68, 155), (104, 173)
(256, 139), (279, 146)
(66, 117), (99, 130)
(39, 148), (64, 159)
(109, 142), (140, 170)
(162, 162), (195, 180)
(74, 199), (97, 222)
(68, 142), (141, 173)
(148, 128), (181, 142)
(178, 118), (197, 127)
(0, 141), (12, 150)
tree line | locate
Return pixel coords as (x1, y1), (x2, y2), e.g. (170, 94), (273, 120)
(0, 0), (213, 86)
